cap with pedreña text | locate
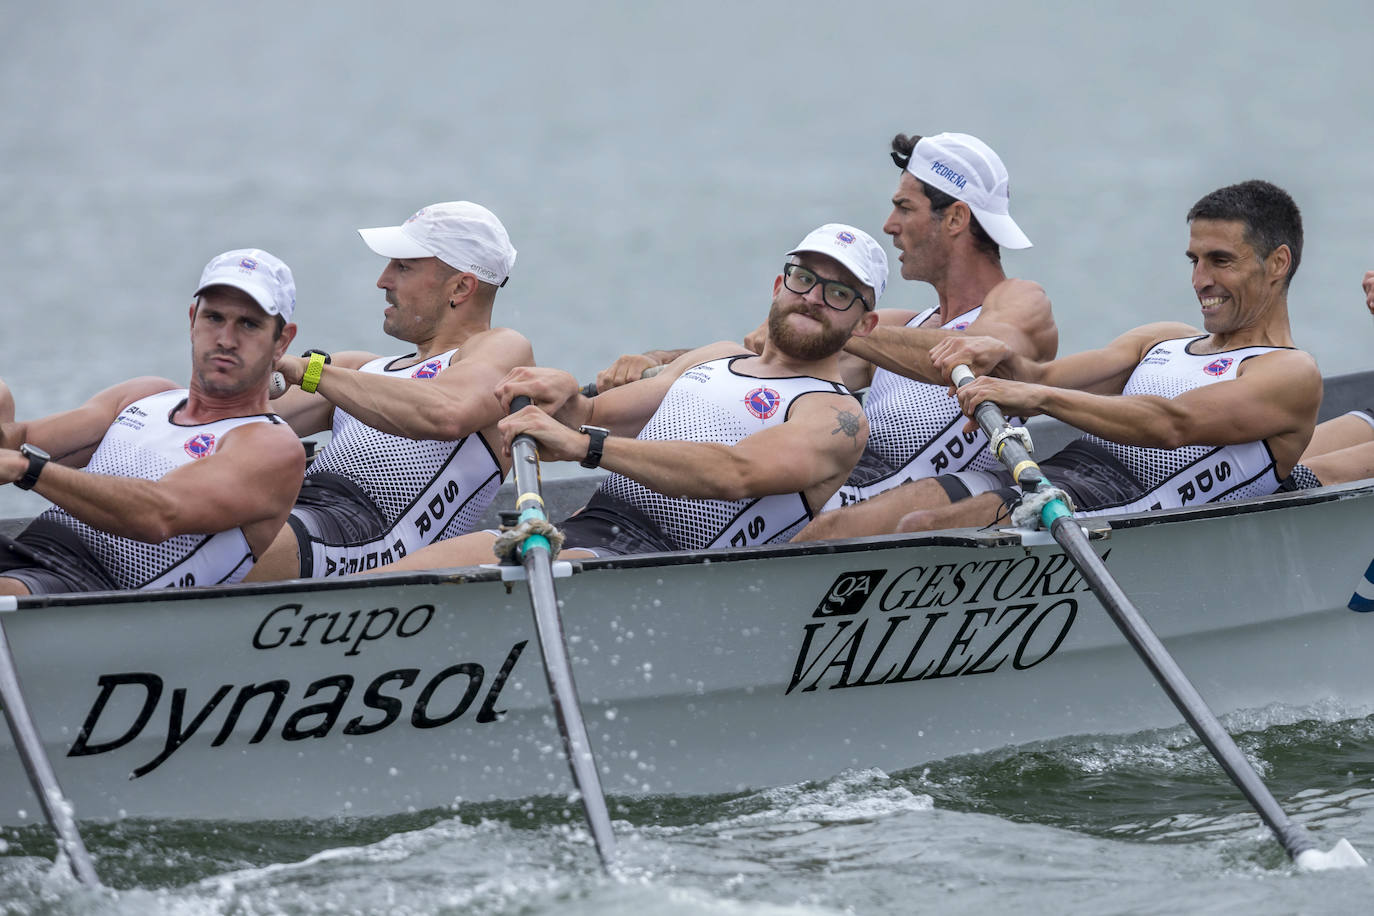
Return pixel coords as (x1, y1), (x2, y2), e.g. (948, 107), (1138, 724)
(905, 132), (1032, 250)
(357, 201), (517, 286)
(787, 223), (889, 304)
(195, 248), (297, 321)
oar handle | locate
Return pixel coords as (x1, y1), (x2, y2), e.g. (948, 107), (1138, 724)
(950, 365), (1045, 493)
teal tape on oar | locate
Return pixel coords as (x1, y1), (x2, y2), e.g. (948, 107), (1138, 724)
(950, 363), (1366, 870)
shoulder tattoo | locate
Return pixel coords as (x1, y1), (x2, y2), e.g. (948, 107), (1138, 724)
(830, 406), (861, 443)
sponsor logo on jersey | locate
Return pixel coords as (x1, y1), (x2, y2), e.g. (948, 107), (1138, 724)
(744, 387), (782, 420)
(411, 360), (444, 379)
(836, 230), (856, 244)
(184, 433), (216, 459)
(1203, 357), (1234, 376)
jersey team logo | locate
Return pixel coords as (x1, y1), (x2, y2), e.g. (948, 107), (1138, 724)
(411, 360), (444, 379)
(1203, 357), (1234, 376)
(744, 387), (782, 420)
(184, 433), (216, 459)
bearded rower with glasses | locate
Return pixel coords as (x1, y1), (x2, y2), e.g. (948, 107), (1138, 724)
(369, 223), (885, 568)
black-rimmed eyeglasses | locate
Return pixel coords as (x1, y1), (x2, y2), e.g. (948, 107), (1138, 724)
(782, 263), (870, 312)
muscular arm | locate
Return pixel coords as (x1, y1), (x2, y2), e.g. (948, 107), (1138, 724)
(277, 328), (534, 441)
(497, 341), (752, 439)
(1, 376), (178, 464)
(1, 421), (305, 542)
(846, 280), (1056, 384)
(500, 391), (867, 501)
(957, 347), (1321, 458)
(935, 321), (1200, 395)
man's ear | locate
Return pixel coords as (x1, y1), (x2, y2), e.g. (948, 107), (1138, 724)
(944, 200), (971, 235)
(275, 323), (298, 360)
(1266, 244), (1292, 286)
(773, 273), (784, 297)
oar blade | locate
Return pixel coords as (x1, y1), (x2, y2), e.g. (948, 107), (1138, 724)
(1296, 838), (1367, 871)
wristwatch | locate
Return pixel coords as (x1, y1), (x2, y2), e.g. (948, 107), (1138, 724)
(578, 425), (610, 469)
(15, 443), (51, 491)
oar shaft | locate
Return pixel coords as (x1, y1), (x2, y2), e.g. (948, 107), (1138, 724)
(0, 618), (101, 885)
(949, 363), (1323, 864)
(1048, 517), (1314, 858)
(506, 397), (617, 871)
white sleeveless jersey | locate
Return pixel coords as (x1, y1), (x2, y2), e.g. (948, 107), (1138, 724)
(596, 356), (850, 550)
(41, 389), (280, 589)
(1076, 336), (1288, 517)
(301, 349), (503, 573)
(826, 306), (1004, 510)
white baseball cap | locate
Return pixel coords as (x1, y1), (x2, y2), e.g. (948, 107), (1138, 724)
(358, 201), (517, 286)
(905, 132), (1032, 250)
(787, 223), (889, 305)
(194, 248), (297, 321)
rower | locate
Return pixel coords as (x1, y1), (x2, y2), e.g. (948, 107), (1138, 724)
(589, 131), (1059, 541)
(873, 179), (1321, 534)
(367, 222), (886, 569)
(0, 249), (305, 595)
(244, 201), (534, 581)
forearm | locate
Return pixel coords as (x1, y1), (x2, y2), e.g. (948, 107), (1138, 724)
(845, 326), (952, 384)
(1034, 388), (1191, 447)
(598, 438), (767, 501)
(312, 367), (489, 440)
(25, 462), (182, 542)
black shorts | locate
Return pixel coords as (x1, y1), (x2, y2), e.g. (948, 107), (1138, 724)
(557, 490), (677, 557)
(936, 438), (1145, 514)
(287, 472), (388, 577)
(0, 518), (119, 594)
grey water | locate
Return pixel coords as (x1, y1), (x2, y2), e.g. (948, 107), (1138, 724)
(3, 1), (1374, 912)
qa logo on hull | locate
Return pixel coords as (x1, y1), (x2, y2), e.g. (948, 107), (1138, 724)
(813, 569), (886, 617)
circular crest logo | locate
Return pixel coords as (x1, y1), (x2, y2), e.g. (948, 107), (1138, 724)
(239, 257), (258, 271)
(744, 387), (782, 420)
(184, 432), (216, 459)
(836, 230), (856, 244)
(411, 360), (444, 379)
(1203, 357), (1234, 376)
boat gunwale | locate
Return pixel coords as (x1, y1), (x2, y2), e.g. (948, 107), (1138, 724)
(4, 477), (1371, 613)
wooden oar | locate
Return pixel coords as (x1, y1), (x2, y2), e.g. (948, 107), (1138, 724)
(0, 615), (100, 885)
(950, 364), (1366, 871)
(504, 396), (617, 871)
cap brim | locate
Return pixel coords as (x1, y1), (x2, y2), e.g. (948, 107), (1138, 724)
(357, 225), (435, 259)
(969, 210), (1032, 250)
(194, 279), (281, 317)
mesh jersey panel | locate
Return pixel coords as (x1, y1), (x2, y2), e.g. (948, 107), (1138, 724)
(597, 356), (843, 550)
(1085, 336), (1282, 492)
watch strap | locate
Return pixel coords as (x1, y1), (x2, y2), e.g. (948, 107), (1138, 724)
(578, 426), (609, 469)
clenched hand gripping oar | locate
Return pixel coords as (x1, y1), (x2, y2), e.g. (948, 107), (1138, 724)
(951, 364), (1365, 871)
(502, 396), (617, 871)
(0, 615), (100, 885)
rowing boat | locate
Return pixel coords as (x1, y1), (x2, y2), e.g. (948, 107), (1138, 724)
(1, 372), (1371, 826)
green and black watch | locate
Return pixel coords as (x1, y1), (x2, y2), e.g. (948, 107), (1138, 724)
(15, 443), (50, 491)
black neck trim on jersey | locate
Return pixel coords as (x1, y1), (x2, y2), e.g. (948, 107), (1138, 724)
(1180, 334), (1296, 356)
(167, 397), (280, 427)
